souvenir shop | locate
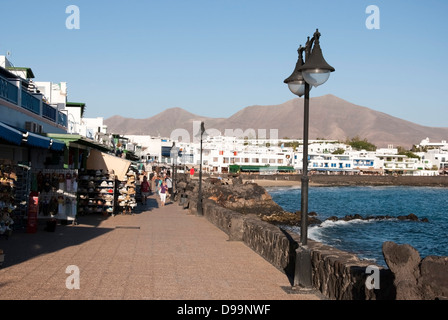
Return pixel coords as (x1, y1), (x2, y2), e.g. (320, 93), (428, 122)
(1, 135), (139, 238)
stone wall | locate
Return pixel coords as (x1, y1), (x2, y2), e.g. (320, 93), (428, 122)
(177, 177), (447, 300)
(199, 198), (394, 300)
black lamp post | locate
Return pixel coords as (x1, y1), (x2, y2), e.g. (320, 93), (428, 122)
(284, 29), (334, 287)
(171, 141), (176, 194)
(197, 122), (206, 215)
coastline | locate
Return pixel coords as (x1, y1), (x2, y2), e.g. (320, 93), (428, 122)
(241, 174), (448, 188)
(244, 179), (301, 187)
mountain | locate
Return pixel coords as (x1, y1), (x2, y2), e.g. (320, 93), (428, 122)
(104, 95), (448, 148)
(105, 107), (220, 137)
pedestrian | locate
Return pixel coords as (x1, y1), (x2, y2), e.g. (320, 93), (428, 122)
(153, 175), (160, 196)
(159, 180), (169, 207)
(141, 175), (151, 205)
(150, 173), (156, 193)
(190, 167), (195, 178)
(165, 174), (173, 196)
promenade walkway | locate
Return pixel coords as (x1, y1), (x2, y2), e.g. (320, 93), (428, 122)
(0, 194), (321, 300)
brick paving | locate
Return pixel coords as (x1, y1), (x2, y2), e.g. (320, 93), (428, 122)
(0, 194), (321, 300)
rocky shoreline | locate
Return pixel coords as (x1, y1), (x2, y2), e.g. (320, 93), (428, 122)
(188, 174), (430, 227)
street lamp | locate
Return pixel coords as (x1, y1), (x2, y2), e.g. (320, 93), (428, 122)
(171, 141), (176, 195)
(197, 122), (206, 215)
(284, 29), (334, 287)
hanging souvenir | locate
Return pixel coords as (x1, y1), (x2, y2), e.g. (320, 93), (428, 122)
(66, 172), (72, 192)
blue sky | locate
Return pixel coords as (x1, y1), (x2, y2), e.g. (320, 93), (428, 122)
(1, 0), (447, 127)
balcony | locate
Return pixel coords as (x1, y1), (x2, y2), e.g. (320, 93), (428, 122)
(0, 73), (67, 129)
(0, 75), (18, 104)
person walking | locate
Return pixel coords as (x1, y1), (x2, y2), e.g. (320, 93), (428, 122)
(141, 175), (151, 205)
(159, 180), (169, 207)
(153, 174), (160, 196)
(150, 173), (156, 194)
(165, 174), (173, 198)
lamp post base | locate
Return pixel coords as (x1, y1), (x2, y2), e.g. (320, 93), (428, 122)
(196, 199), (203, 216)
(294, 245), (313, 288)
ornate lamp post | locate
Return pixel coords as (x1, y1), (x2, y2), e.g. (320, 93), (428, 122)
(284, 29), (335, 287)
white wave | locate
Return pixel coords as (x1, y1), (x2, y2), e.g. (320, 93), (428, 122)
(308, 219), (373, 243)
(319, 218), (373, 228)
(308, 225), (325, 242)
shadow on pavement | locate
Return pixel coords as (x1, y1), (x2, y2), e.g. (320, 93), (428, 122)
(0, 222), (114, 269)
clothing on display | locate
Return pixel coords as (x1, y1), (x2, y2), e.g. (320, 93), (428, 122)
(34, 169), (78, 224)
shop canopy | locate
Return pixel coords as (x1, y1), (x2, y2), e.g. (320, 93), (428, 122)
(0, 122), (66, 150)
(45, 134), (111, 153)
(86, 149), (131, 181)
(0, 121), (24, 145)
(49, 139), (66, 151)
(24, 131), (52, 149)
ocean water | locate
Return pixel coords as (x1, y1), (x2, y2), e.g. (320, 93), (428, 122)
(265, 185), (448, 267)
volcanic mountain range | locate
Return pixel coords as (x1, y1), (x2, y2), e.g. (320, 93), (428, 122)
(104, 94), (448, 149)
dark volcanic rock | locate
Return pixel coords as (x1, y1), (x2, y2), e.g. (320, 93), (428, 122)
(203, 180), (284, 216)
(260, 211), (322, 226)
(382, 242), (448, 300)
(325, 213), (428, 223)
(382, 241), (421, 300)
(420, 256), (448, 299)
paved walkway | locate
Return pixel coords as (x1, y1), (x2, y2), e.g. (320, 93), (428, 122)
(0, 194), (321, 300)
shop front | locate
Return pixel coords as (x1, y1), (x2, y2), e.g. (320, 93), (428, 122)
(0, 122), (68, 237)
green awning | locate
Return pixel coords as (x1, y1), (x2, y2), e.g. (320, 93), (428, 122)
(6, 67), (35, 79)
(46, 134), (111, 152)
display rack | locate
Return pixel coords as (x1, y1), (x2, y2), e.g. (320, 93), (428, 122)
(77, 169), (116, 216)
(116, 169), (137, 215)
(35, 169), (78, 224)
(12, 164), (31, 231)
(0, 162), (17, 239)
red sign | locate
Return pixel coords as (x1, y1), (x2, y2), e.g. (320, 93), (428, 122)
(27, 192), (39, 233)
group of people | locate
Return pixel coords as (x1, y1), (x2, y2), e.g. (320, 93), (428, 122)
(139, 170), (173, 207)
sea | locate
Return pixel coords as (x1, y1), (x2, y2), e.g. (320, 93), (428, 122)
(265, 185), (448, 267)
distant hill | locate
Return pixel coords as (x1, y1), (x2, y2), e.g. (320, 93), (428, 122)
(104, 95), (448, 148)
